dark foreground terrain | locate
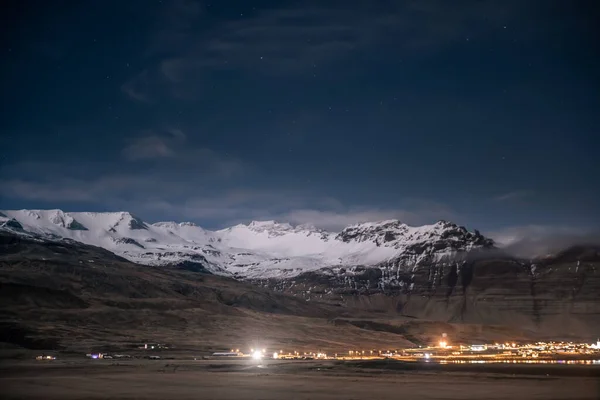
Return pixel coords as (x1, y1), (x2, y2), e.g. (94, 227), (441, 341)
(1, 358), (599, 400)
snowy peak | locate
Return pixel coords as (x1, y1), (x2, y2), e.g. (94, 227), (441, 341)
(337, 219), (409, 243)
(335, 218), (493, 255)
(224, 220), (329, 239)
(153, 221), (199, 229)
(4, 209), (89, 231)
(247, 220), (294, 234)
(0, 209), (496, 280)
(95, 211), (148, 231)
(48, 210), (88, 230)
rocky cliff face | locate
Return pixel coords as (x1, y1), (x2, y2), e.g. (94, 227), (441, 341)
(260, 246), (600, 339)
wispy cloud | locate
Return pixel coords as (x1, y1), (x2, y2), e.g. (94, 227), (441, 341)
(122, 128), (187, 161)
(141, 193), (458, 231)
(123, 1), (522, 101)
(275, 208), (448, 231)
(487, 224), (600, 258)
(493, 190), (534, 202)
(0, 179), (96, 202)
(121, 70), (154, 103)
(0, 174), (182, 203)
(122, 135), (176, 160)
(1, 136), (247, 207)
(1, 167), (456, 231)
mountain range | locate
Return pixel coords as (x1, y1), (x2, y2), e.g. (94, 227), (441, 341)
(2, 209), (600, 343)
(0, 209), (494, 280)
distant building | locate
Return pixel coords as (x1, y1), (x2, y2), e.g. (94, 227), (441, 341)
(470, 345), (487, 351)
(142, 343), (168, 350)
(212, 352), (241, 357)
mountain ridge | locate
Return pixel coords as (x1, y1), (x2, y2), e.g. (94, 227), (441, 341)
(1, 208), (495, 280)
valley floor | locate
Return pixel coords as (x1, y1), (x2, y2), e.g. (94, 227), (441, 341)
(1, 359), (598, 400)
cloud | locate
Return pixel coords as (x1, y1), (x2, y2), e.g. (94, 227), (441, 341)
(166, 127), (186, 141)
(0, 174), (175, 203)
(1, 142), (247, 207)
(0, 179), (96, 202)
(122, 127), (188, 161)
(120, 129), (242, 177)
(123, 0), (522, 101)
(270, 199), (459, 231)
(142, 194), (458, 231)
(0, 155), (467, 232)
(160, 0), (202, 30)
(275, 209), (431, 231)
(122, 135), (176, 160)
(493, 190), (534, 202)
(487, 225), (600, 258)
(121, 70), (154, 102)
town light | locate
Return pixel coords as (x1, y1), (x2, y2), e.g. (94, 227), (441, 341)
(439, 340), (447, 348)
(252, 350), (263, 360)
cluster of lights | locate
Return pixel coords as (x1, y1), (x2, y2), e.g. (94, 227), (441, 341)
(250, 348), (266, 360)
(229, 337), (600, 363)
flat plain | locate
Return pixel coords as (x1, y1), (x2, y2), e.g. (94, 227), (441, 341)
(1, 358), (599, 400)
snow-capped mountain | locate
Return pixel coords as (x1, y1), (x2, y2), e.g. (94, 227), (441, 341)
(0, 209), (494, 279)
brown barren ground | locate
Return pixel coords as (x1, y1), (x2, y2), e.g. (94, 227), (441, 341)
(1, 359), (599, 400)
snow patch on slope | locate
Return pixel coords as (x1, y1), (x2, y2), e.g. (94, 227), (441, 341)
(0, 209), (494, 279)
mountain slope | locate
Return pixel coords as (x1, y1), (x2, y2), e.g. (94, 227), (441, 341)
(2, 231), (598, 352)
(0, 209), (494, 279)
(0, 232), (429, 353)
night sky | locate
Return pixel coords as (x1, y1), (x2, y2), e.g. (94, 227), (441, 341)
(1, 1), (599, 244)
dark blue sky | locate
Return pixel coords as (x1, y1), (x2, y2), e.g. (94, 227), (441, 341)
(1, 0), (599, 238)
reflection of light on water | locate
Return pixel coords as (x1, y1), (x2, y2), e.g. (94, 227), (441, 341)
(438, 359), (600, 365)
